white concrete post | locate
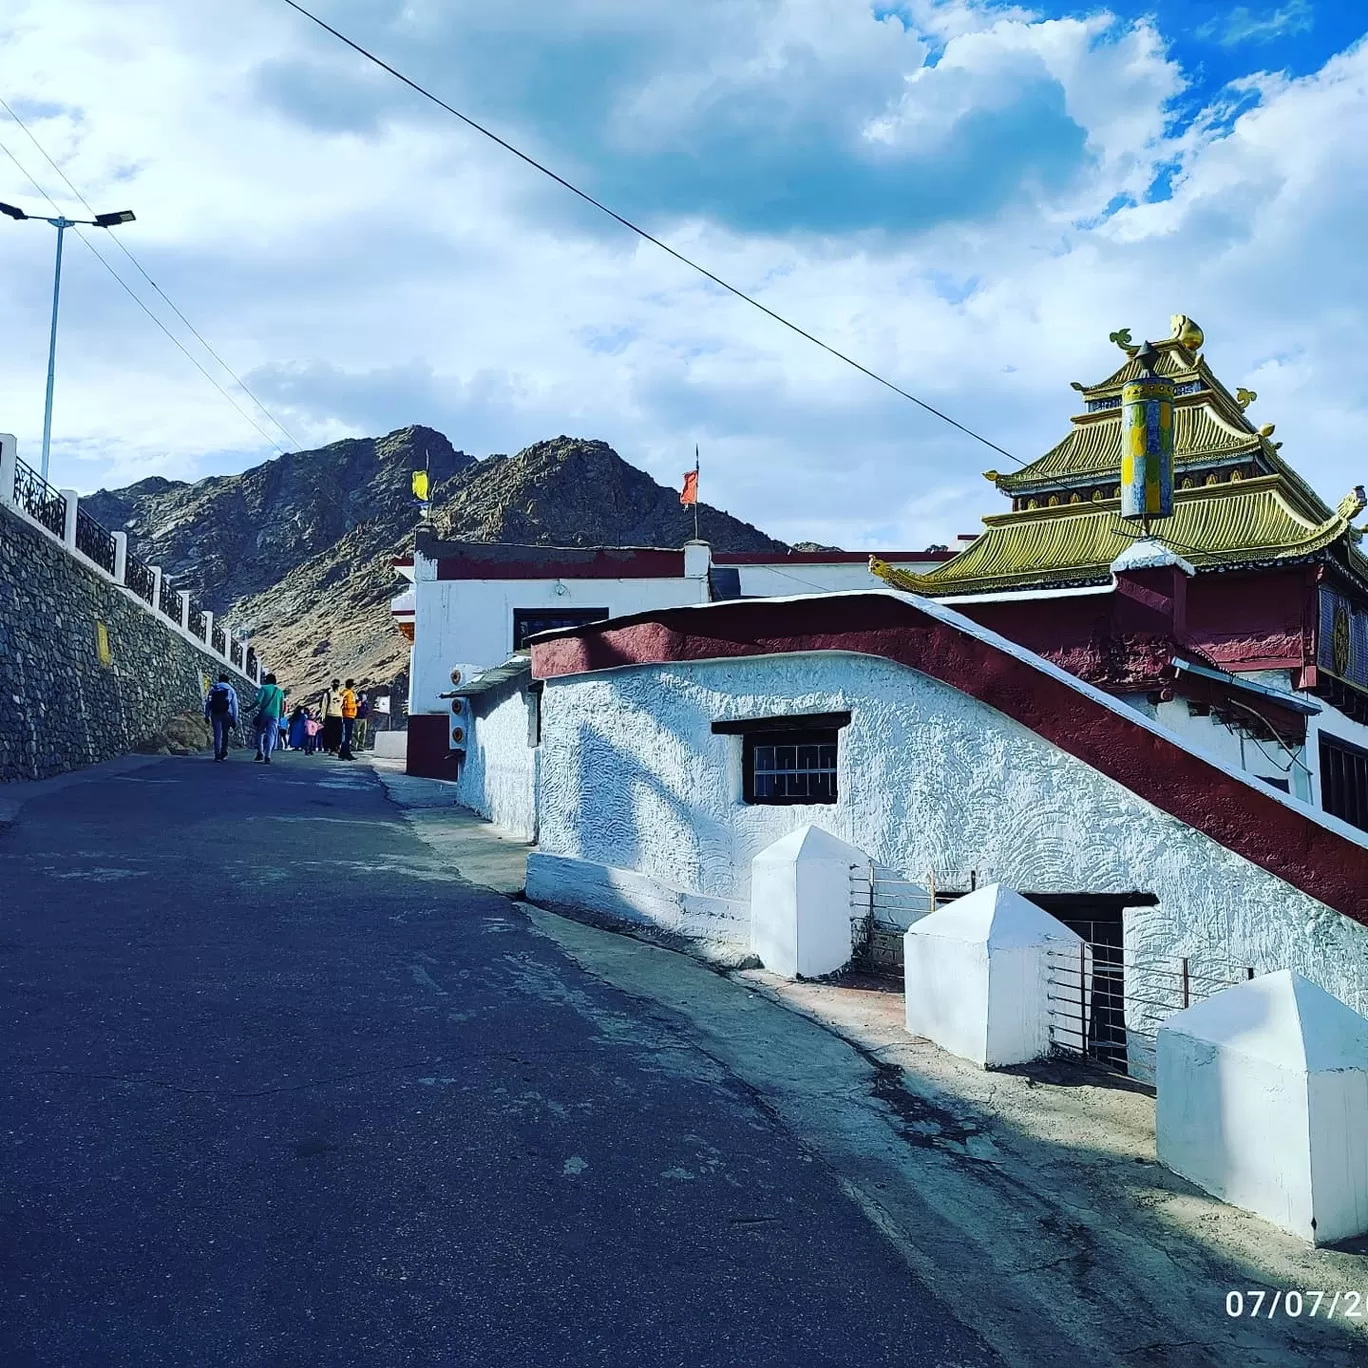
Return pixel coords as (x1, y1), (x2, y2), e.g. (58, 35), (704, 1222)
(903, 884), (1085, 1067)
(202, 610), (214, 645)
(0, 433), (16, 508)
(750, 825), (870, 979)
(112, 531), (128, 584)
(60, 488), (79, 549)
(177, 590), (191, 630)
(1157, 970), (1368, 1245)
(150, 566), (163, 613)
(684, 539), (711, 602)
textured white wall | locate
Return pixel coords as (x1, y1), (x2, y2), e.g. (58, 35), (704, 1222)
(454, 682), (538, 841)
(536, 651), (1368, 1011)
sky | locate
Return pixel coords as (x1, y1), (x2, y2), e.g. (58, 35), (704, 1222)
(0, 0), (1365, 550)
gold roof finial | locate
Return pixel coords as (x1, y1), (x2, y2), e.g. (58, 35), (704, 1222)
(1236, 387), (1258, 410)
(1170, 314), (1204, 350)
(1108, 327), (1138, 357)
(982, 469), (1000, 482)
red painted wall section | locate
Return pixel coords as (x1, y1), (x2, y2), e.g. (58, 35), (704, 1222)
(436, 547), (686, 580)
(531, 593), (1368, 926)
(407, 714), (460, 780)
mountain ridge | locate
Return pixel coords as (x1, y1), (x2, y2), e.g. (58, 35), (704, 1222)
(83, 428), (789, 704)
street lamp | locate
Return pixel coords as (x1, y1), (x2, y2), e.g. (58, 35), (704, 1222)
(0, 200), (136, 483)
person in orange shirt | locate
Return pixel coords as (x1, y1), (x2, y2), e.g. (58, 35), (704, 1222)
(338, 679), (359, 760)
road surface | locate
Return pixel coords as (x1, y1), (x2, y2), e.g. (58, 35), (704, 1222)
(0, 750), (999, 1367)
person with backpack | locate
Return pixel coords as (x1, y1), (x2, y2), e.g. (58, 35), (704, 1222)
(337, 679), (360, 760)
(321, 679), (344, 754)
(203, 672), (239, 762)
(251, 673), (287, 764)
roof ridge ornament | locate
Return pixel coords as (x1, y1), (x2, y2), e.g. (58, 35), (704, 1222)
(1108, 327), (1139, 357)
(1236, 387), (1258, 410)
(1170, 314), (1204, 351)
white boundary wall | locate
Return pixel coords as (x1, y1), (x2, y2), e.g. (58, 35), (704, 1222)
(527, 651), (1368, 1008)
(453, 680), (539, 842)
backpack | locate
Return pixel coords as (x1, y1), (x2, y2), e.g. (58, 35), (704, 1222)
(208, 684), (232, 717)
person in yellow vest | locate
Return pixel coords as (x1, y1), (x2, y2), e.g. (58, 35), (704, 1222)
(338, 679), (360, 760)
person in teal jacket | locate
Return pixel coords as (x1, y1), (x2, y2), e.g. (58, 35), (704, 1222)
(252, 673), (287, 764)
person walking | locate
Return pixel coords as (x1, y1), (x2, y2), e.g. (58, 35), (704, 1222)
(321, 679), (344, 755)
(354, 693), (370, 753)
(203, 672), (239, 763)
(338, 679), (360, 760)
(251, 672), (287, 764)
(287, 704), (309, 754)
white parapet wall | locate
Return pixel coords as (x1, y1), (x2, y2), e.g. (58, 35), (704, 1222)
(1156, 970), (1368, 1245)
(903, 884), (1085, 1067)
(524, 851), (747, 960)
(371, 730), (407, 759)
(452, 676), (539, 842)
(750, 825), (869, 979)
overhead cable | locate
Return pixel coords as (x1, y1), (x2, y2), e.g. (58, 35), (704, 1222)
(0, 98), (303, 452)
(0, 134), (292, 456)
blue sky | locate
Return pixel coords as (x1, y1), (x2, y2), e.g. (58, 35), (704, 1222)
(0, 0), (1365, 550)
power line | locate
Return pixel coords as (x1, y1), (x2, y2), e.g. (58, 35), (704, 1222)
(0, 135), (293, 456)
(279, 1), (1212, 561)
(0, 97), (304, 452)
(280, 0), (1023, 467)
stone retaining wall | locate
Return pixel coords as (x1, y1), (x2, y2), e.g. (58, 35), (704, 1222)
(0, 500), (256, 781)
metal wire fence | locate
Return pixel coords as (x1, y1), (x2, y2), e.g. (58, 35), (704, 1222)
(1046, 935), (1254, 1084)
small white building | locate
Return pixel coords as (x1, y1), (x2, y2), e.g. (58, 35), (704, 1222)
(395, 534), (949, 779)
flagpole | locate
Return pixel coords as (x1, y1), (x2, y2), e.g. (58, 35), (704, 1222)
(693, 445), (700, 541)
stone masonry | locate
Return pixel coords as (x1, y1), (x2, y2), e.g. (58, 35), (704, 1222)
(0, 501), (256, 781)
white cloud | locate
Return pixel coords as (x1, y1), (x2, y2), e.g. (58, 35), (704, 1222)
(1200, 1), (1315, 49)
(0, 1), (1363, 556)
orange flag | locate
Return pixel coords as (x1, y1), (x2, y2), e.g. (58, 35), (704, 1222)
(680, 468), (698, 505)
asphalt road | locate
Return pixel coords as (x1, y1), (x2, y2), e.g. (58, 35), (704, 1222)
(0, 750), (1000, 1368)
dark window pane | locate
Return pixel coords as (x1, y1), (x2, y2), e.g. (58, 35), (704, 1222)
(743, 726), (839, 805)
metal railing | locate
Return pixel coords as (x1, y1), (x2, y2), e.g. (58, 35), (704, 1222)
(158, 574), (180, 621)
(12, 456), (66, 538)
(5, 450), (252, 675)
(849, 866), (991, 977)
(74, 505), (117, 574)
(1046, 938), (1254, 1084)
(125, 553), (156, 604)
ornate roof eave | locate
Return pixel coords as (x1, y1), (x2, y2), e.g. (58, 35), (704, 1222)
(870, 477), (1358, 598)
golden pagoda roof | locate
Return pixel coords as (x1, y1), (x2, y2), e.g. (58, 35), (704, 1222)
(873, 475), (1364, 598)
(891, 315), (1368, 599)
(992, 315), (1285, 497)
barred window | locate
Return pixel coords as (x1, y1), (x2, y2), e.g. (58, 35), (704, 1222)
(744, 728), (839, 804)
(512, 608), (608, 651)
(1320, 733), (1368, 830)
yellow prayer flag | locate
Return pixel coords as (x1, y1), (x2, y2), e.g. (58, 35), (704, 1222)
(412, 470), (430, 502)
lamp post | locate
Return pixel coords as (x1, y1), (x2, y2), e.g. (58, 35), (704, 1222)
(0, 200), (136, 483)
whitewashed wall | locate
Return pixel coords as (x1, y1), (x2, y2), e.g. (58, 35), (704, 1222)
(409, 573), (709, 715)
(531, 651), (1368, 1012)
(453, 681), (539, 842)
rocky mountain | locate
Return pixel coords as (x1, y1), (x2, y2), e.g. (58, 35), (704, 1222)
(85, 428), (787, 705)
